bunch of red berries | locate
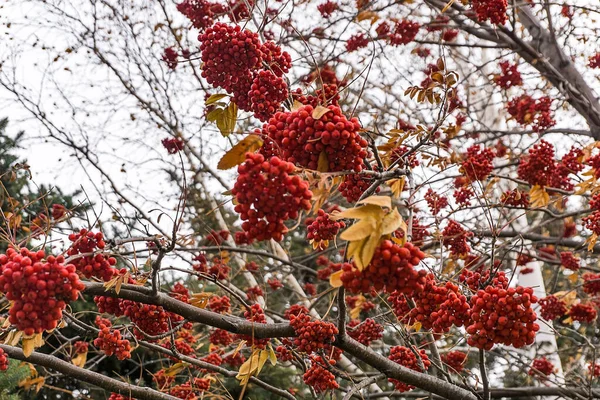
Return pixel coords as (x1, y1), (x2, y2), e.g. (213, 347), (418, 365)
(538, 295), (567, 320)
(494, 61), (522, 89)
(267, 278), (283, 290)
(258, 104), (367, 172)
(67, 229), (117, 282)
(346, 295), (375, 313)
(517, 140), (556, 186)
(346, 33), (370, 52)
(584, 209), (600, 235)
(95, 295), (124, 316)
(529, 357), (554, 379)
(500, 189), (529, 207)
(389, 145), (419, 168)
(73, 341), (89, 354)
(388, 346), (430, 392)
(589, 54), (600, 69)
(583, 273), (600, 295)
(162, 339), (195, 361)
(589, 363), (600, 377)
(389, 20), (420, 46)
(236, 304), (270, 348)
(276, 344), (294, 361)
(424, 189), (448, 216)
(340, 241), (428, 295)
(347, 318), (383, 346)
(162, 47), (179, 70)
(459, 268), (509, 292)
(559, 252), (580, 270)
(94, 317), (131, 360)
(0, 349), (8, 372)
(466, 285), (539, 350)
(303, 355), (339, 393)
(122, 301), (181, 340)
(153, 370), (175, 390)
(507, 95), (555, 132)
(246, 286), (264, 300)
(454, 186), (474, 207)
(289, 313), (338, 354)
(442, 351), (467, 373)
(169, 382), (204, 399)
(205, 229), (230, 245)
(0, 248), (85, 336)
(169, 283), (190, 303)
(338, 168), (380, 203)
(107, 394), (134, 400)
(210, 329), (233, 346)
(461, 145), (495, 182)
(292, 84), (341, 108)
(177, 0), (224, 31)
(209, 295), (231, 313)
(388, 291), (411, 323)
(410, 276), (471, 333)
(250, 70), (289, 122)
(284, 304), (310, 320)
(162, 137), (185, 154)
(233, 153), (312, 243)
(569, 303), (597, 323)
(442, 220), (473, 256)
(472, 0), (507, 24)
(317, 0), (338, 18)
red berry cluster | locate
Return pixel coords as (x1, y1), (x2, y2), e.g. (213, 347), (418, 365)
(589, 363), (600, 377)
(538, 295), (567, 321)
(424, 189), (448, 216)
(561, 5), (573, 18)
(108, 394), (133, 400)
(177, 0), (224, 31)
(284, 304), (309, 319)
(67, 229), (116, 282)
(500, 189), (529, 207)
(0, 248), (85, 335)
(388, 290), (411, 322)
(442, 351), (467, 373)
(589, 54), (600, 69)
(529, 357), (554, 379)
(583, 211), (600, 235)
(569, 303), (597, 323)
(276, 344), (294, 361)
(583, 273), (600, 295)
(472, 0), (507, 24)
(461, 145), (495, 182)
(467, 285), (539, 350)
(410, 276), (471, 333)
(518, 140), (580, 190)
(237, 304), (269, 348)
(95, 295), (124, 316)
(442, 220), (473, 256)
(390, 145), (419, 168)
(198, 23), (291, 119)
(162, 47), (179, 70)
(303, 355), (339, 393)
(169, 382), (205, 399)
(389, 20), (420, 46)
(347, 318), (383, 346)
(340, 241), (428, 294)
(201, 351), (223, 370)
(258, 104), (367, 172)
(233, 153), (312, 243)
(267, 278), (283, 290)
(507, 95), (555, 132)
(346, 33), (370, 52)
(246, 285), (264, 300)
(454, 186), (474, 207)
(153, 370), (174, 390)
(317, 0), (338, 18)
(494, 61), (522, 89)
(459, 268), (509, 292)
(209, 295), (231, 313)
(122, 301), (182, 340)
(162, 338), (195, 361)
(250, 70), (289, 122)
(205, 229), (229, 245)
(94, 317), (131, 360)
(169, 283), (190, 303)
(210, 328), (234, 346)
(388, 346), (430, 392)
(307, 209), (345, 247)
(224, 352), (246, 366)
(304, 282), (317, 296)
(0, 349), (8, 372)
(161, 137), (185, 154)
(338, 168), (380, 203)
(73, 341), (89, 354)
(346, 295), (375, 313)
(289, 313), (338, 354)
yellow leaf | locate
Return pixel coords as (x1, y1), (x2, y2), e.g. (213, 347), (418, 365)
(206, 93), (229, 105)
(232, 340), (247, 357)
(329, 270), (343, 288)
(22, 337), (36, 358)
(349, 295), (365, 319)
(562, 316), (573, 325)
(213, 102), (238, 136)
(190, 293), (212, 309)
(72, 352), (87, 368)
(4, 330), (22, 346)
(164, 362), (188, 377)
(529, 185), (550, 208)
(312, 105), (332, 120)
(18, 376), (45, 393)
(568, 273), (579, 285)
(317, 151), (329, 172)
(388, 177), (405, 198)
(356, 195), (392, 209)
(340, 217), (377, 241)
(237, 350), (261, 384)
(347, 239), (366, 270)
(410, 321), (422, 332)
(360, 224), (382, 267)
(217, 135), (264, 170)
(381, 208), (403, 235)
(267, 344), (277, 366)
(257, 349), (269, 375)
(291, 100), (304, 111)
(331, 204), (383, 221)
(587, 233), (598, 252)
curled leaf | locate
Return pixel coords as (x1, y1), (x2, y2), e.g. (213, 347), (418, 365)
(217, 135), (263, 170)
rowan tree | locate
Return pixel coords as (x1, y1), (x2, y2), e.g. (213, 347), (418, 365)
(0, 0), (600, 399)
